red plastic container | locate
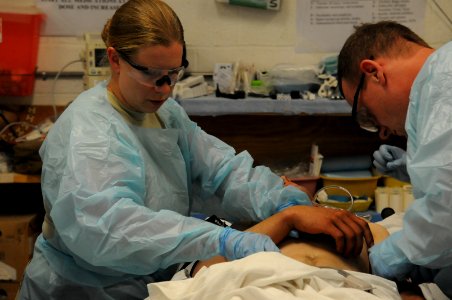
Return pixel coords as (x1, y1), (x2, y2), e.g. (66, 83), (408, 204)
(289, 176), (320, 197)
(0, 6), (43, 96)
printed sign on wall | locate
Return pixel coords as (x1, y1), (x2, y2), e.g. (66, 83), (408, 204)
(36, 0), (127, 36)
(296, 0), (426, 52)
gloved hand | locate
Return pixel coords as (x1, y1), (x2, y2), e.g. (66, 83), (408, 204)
(219, 226), (279, 261)
(373, 145), (410, 182)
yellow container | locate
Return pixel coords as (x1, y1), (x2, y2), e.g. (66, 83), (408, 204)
(317, 197), (373, 212)
(320, 175), (380, 198)
(383, 175), (410, 187)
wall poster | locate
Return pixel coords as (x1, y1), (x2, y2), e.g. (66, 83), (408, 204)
(36, 0), (127, 36)
(296, 0), (426, 53)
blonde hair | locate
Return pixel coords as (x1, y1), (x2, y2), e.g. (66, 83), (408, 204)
(101, 0), (185, 58)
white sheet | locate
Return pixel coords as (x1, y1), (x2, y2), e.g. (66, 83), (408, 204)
(146, 252), (400, 300)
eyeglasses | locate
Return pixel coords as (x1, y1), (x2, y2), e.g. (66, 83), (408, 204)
(352, 73), (379, 132)
(116, 49), (185, 87)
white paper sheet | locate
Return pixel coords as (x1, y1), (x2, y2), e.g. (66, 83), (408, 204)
(296, 0), (426, 53)
(36, 0), (125, 36)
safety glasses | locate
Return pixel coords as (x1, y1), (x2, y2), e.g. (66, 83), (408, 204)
(352, 73), (379, 133)
(116, 49), (185, 88)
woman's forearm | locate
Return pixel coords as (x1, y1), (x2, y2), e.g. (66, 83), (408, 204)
(192, 210), (297, 275)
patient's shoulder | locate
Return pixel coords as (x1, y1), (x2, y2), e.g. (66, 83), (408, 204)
(369, 222), (389, 244)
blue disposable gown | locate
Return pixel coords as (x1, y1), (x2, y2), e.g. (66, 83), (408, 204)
(20, 81), (310, 298)
(369, 42), (452, 279)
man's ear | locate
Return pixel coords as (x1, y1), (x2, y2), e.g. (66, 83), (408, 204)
(107, 47), (120, 74)
(359, 59), (385, 84)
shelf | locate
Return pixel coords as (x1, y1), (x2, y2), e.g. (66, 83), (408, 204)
(0, 173), (40, 184)
(177, 96), (351, 116)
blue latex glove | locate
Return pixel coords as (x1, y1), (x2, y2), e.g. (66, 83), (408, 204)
(373, 145), (410, 182)
(219, 227), (279, 261)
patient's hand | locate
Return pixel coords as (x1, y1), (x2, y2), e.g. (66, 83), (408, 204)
(277, 206), (374, 257)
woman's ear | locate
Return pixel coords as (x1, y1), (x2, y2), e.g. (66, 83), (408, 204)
(359, 59), (385, 84)
(107, 47), (120, 75)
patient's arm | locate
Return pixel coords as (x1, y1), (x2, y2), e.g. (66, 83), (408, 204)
(190, 220), (423, 299)
(192, 210), (388, 276)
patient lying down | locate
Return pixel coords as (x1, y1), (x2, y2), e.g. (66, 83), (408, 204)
(190, 217), (388, 276)
(147, 209), (404, 300)
(180, 210), (424, 300)
(190, 205), (388, 276)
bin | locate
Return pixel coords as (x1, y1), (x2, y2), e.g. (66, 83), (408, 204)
(0, 5), (43, 96)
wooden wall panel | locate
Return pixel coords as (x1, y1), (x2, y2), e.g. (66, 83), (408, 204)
(191, 115), (406, 168)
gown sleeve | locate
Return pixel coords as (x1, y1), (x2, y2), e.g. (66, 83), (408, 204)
(160, 99), (311, 223)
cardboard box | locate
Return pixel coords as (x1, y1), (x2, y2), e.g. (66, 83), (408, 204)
(0, 215), (39, 281)
(0, 281), (20, 300)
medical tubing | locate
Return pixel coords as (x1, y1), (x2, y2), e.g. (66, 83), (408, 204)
(0, 110), (17, 137)
(52, 59), (84, 121)
(0, 121), (41, 141)
(312, 185), (355, 211)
